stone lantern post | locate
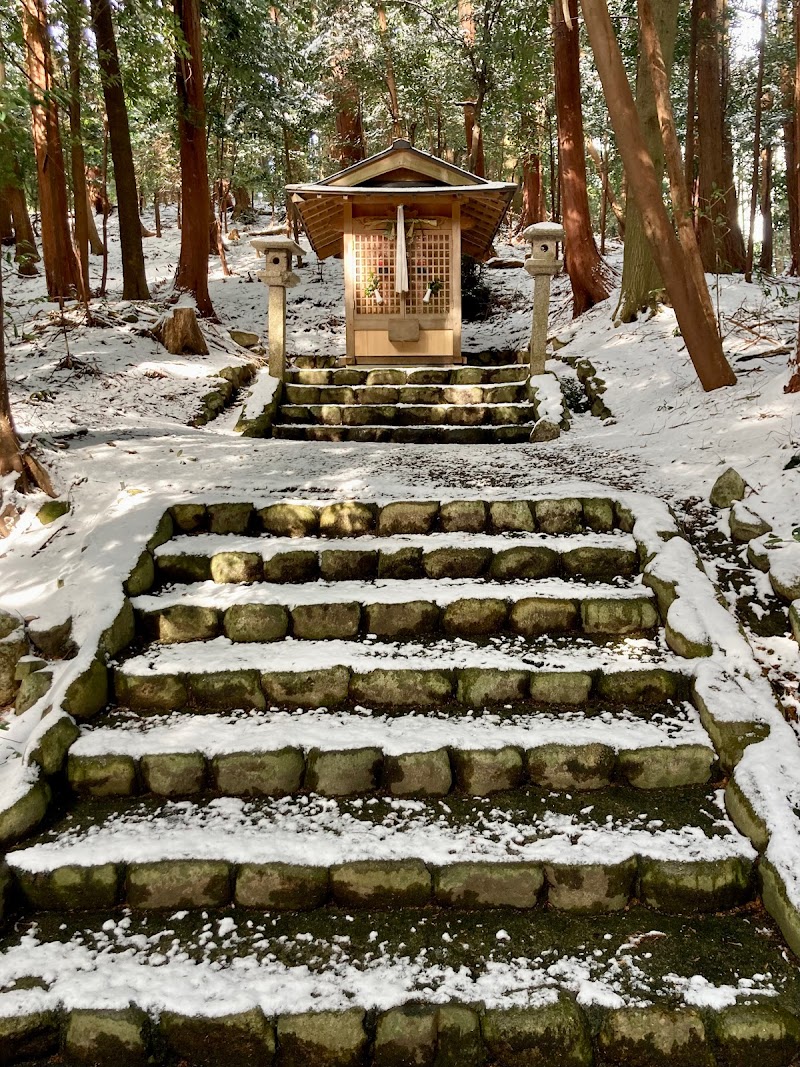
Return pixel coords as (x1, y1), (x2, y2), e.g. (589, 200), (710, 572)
(523, 222), (564, 376)
(251, 235), (304, 380)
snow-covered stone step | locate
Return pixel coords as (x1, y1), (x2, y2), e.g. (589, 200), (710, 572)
(4, 906), (797, 1067)
(66, 702), (716, 798)
(284, 381), (529, 406)
(113, 635), (691, 713)
(278, 402), (536, 428)
(7, 787), (756, 914)
(287, 364), (530, 386)
(132, 577), (658, 644)
(155, 529), (639, 586)
(271, 423), (536, 444)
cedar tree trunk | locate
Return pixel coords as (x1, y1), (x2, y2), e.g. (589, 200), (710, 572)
(759, 145), (773, 272)
(89, 0), (149, 298)
(67, 0), (89, 295)
(553, 0), (608, 317)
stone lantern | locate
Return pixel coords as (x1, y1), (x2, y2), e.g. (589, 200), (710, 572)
(251, 235), (304, 380)
(523, 222), (564, 376)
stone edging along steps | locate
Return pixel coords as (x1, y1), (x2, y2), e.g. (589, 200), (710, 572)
(3, 488), (800, 1066)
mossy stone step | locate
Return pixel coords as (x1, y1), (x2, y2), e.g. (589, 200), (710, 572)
(286, 364), (530, 387)
(271, 423), (536, 444)
(278, 402), (536, 428)
(283, 382), (528, 406)
(7, 787), (755, 915)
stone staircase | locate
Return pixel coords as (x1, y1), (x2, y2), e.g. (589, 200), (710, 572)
(272, 365), (544, 443)
(3, 495), (800, 1065)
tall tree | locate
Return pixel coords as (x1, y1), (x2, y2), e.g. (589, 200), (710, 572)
(21, 0), (84, 300)
(616, 0), (680, 322)
(553, 0), (608, 317)
(745, 0), (768, 281)
(759, 144), (773, 271)
(174, 0), (214, 316)
(580, 0), (736, 390)
(696, 0), (746, 272)
(67, 0), (90, 294)
(89, 0), (150, 298)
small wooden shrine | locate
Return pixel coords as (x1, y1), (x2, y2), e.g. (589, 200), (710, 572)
(288, 140), (516, 365)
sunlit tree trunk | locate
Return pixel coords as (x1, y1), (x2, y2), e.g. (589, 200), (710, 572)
(174, 0), (214, 316)
(553, 0), (608, 317)
(745, 0), (768, 281)
(67, 0), (89, 296)
(759, 145), (773, 272)
(517, 152), (545, 231)
(21, 0), (84, 300)
(377, 3), (403, 139)
(89, 0), (149, 298)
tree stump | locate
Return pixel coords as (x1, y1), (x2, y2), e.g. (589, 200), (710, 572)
(155, 307), (208, 355)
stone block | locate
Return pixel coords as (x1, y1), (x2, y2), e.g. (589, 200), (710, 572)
(378, 501), (439, 535)
(616, 744), (713, 789)
(114, 671), (188, 712)
(529, 672), (592, 705)
(160, 1008), (276, 1067)
(0, 629), (27, 706)
(729, 501), (772, 543)
(291, 603), (359, 641)
(259, 502), (318, 538)
(582, 497), (615, 532)
(638, 855), (753, 912)
(451, 747), (524, 794)
(435, 1005), (486, 1067)
(210, 551), (263, 584)
(0, 1011), (60, 1064)
(155, 552), (211, 585)
(29, 616), (76, 659)
(434, 861), (543, 908)
(14, 667), (53, 714)
(208, 502), (254, 534)
(276, 1009), (368, 1067)
(527, 743), (614, 790)
(439, 500), (487, 532)
(17, 862), (119, 911)
(146, 510), (174, 550)
(0, 780), (50, 846)
(306, 747), (382, 795)
(482, 998), (592, 1067)
(598, 1006), (714, 1067)
(489, 546), (559, 580)
(545, 859), (636, 912)
(65, 1008), (148, 1067)
(378, 547), (423, 579)
(28, 712), (79, 776)
(262, 666), (350, 707)
(319, 502), (376, 537)
(62, 659), (108, 721)
(98, 599), (136, 657)
(224, 603), (289, 643)
(365, 601), (440, 638)
(489, 500), (535, 532)
(150, 604), (221, 644)
(213, 748), (304, 795)
(423, 546), (491, 579)
(530, 418), (560, 442)
(235, 862), (329, 909)
(596, 669), (685, 704)
(68, 753), (137, 796)
(442, 598), (508, 637)
(456, 668), (529, 705)
(170, 502), (207, 532)
(510, 598), (579, 636)
(189, 669), (265, 711)
(320, 549), (379, 581)
(534, 499), (583, 534)
(350, 669), (452, 706)
(141, 752), (205, 795)
(581, 597), (658, 634)
(562, 546), (637, 580)
(385, 749), (452, 796)
(331, 859), (431, 906)
(710, 467), (746, 509)
(263, 550), (319, 583)
(127, 859), (231, 908)
(711, 1003), (800, 1067)
(374, 1005), (437, 1067)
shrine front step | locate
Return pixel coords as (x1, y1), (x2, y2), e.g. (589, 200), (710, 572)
(287, 365), (529, 387)
(283, 383), (529, 405)
(278, 403), (536, 428)
(271, 424), (536, 444)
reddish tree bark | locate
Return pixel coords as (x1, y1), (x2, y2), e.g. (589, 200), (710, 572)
(174, 0), (214, 317)
(89, 0), (149, 298)
(21, 0), (84, 300)
(553, 0), (609, 317)
(745, 0), (768, 281)
(0, 194), (11, 243)
(759, 144), (773, 272)
(516, 152), (545, 231)
(67, 0), (89, 296)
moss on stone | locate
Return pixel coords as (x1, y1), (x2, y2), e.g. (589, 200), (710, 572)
(364, 600), (440, 638)
(422, 546), (492, 579)
(436, 1005), (486, 1067)
(29, 713), (80, 776)
(319, 501), (376, 538)
(276, 1008), (367, 1067)
(68, 753), (137, 796)
(127, 859), (231, 909)
(210, 551), (263, 584)
(15, 668), (53, 714)
(711, 1002), (800, 1067)
(261, 666), (350, 706)
(155, 551), (210, 585)
(262, 549), (319, 583)
(114, 670), (188, 712)
(98, 599), (136, 657)
(291, 602), (361, 640)
(616, 744), (713, 789)
(0, 779), (50, 845)
(374, 1005), (438, 1067)
(65, 1008), (148, 1067)
(140, 752), (206, 796)
(385, 749), (452, 797)
(534, 499), (583, 534)
(482, 997), (592, 1067)
(582, 497), (615, 533)
(224, 603), (289, 642)
(434, 861), (543, 908)
(207, 502), (254, 534)
(169, 503), (207, 533)
(527, 743), (615, 791)
(378, 546), (424, 579)
(36, 499), (70, 525)
(489, 546), (559, 580)
(189, 669), (265, 711)
(305, 747), (382, 796)
(235, 862), (329, 910)
(439, 500), (487, 533)
(350, 668), (452, 706)
(259, 502), (319, 538)
(638, 855), (753, 913)
(0, 1010), (60, 1064)
(331, 859), (431, 907)
(545, 859), (636, 912)
(149, 604), (221, 644)
(17, 862), (119, 911)
(212, 748), (305, 796)
(581, 596), (659, 634)
(160, 1008), (275, 1067)
(442, 598), (508, 637)
(598, 1006), (714, 1067)
(489, 500), (536, 532)
(451, 747), (524, 795)
(456, 668), (529, 705)
(529, 671), (593, 705)
(320, 549), (379, 581)
(596, 669), (686, 704)
(62, 659), (108, 721)
(510, 598), (579, 635)
(378, 501), (440, 535)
